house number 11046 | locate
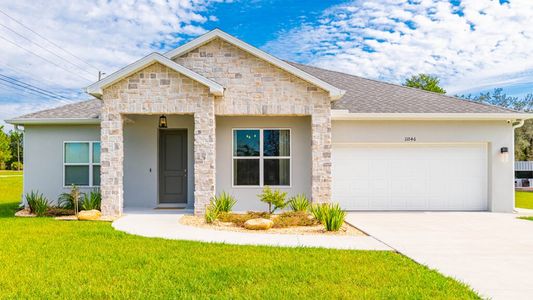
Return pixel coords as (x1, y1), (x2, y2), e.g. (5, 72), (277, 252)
(404, 137), (416, 142)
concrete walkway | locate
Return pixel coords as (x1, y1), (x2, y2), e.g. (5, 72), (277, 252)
(346, 212), (533, 300)
(112, 211), (391, 251)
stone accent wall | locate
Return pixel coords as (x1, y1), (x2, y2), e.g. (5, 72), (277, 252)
(174, 38), (332, 204)
(101, 63), (216, 216)
(100, 38), (334, 215)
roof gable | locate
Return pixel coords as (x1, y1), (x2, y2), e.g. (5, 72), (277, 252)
(86, 53), (224, 98)
(164, 29), (345, 100)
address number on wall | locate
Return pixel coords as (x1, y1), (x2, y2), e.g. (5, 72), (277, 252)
(404, 137), (417, 142)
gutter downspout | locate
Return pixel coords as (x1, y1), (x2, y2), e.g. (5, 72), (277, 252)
(512, 119), (525, 213)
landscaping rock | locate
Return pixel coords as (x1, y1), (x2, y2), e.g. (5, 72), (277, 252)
(15, 208), (35, 218)
(244, 218), (273, 230)
(77, 210), (102, 221)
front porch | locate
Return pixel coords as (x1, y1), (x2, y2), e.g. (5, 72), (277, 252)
(116, 114), (322, 214)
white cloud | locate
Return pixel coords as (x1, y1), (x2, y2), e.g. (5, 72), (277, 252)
(0, 0), (227, 130)
(263, 0), (533, 95)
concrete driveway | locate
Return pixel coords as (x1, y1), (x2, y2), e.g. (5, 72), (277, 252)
(346, 212), (533, 300)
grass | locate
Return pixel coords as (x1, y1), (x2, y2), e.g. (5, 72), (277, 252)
(0, 174), (480, 299)
(515, 191), (533, 209)
(518, 216), (533, 221)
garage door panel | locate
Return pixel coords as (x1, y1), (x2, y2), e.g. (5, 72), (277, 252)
(332, 144), (488, 211)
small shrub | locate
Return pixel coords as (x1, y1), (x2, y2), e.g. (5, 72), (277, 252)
(322, 203), (346, 231)
(210, 192), (237, 213)
(258, 186), (287, 213)
(310, 203), (329, 223)
(273, 211), (317, 228)
(10, 161), (23, 170)
(81, 189), (102, 210)
(204, 205), (219, 224)
(246, 211), (271, 219)
(218, 211), (271, 227)
(25, 191), (49, 217)
(288, 194), (310, 212)
(45, 207), (75, 217)
(58, 185), (83, 213)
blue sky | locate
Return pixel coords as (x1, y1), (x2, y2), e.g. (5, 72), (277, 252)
(0, 0), (532, 130)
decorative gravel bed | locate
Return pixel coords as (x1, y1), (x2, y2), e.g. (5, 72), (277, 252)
(179, 215), (365, 236)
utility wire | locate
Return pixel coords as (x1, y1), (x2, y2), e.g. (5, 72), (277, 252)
(0, 73), (70, 100)
(0, 34), (94, 82)
(0, 63), (61, 87)
(0, 77), (66, 101)
(0, 8), (100, 72)
(0, 23), (95, 78)
(0, 80), (67, 102)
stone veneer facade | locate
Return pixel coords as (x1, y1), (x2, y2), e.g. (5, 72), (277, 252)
(100, 37), (332, 216)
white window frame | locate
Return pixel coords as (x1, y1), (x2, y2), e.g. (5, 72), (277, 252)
(63, 141), (101, 188)
(232, 128), (292, 188)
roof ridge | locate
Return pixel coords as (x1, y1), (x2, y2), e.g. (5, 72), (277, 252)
(286, 61), (519, 113)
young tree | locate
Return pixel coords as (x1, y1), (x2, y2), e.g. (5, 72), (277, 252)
(403, 74), (446, 94)
(0, 126), (12, 170)
(8, 130), (23, 170)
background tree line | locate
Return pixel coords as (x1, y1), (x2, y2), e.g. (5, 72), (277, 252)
(404, 74), (533, 161)
(0, 126), (23, 170)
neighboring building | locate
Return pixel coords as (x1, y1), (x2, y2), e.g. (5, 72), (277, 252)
(515, 161), (533, 187)
(6, 29), (532, 216)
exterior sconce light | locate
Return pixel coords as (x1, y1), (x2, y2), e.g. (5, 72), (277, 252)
(500, 147), (509, 162)
(159, 115), (168, 128)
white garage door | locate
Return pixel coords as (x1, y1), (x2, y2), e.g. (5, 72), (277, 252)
(332, 144), (488, 211)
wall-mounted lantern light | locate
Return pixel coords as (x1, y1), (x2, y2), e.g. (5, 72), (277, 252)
(500, 147), (509, 162)
(159, 115), (168, 128)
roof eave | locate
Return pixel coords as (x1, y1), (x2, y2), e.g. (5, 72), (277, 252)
(85, 52), (224, 99)
(331, 110), (533, 121)
(5, 118), (101, 125)
(165, 29), (343, 100)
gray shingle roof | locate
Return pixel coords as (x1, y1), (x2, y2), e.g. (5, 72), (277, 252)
(9, 62), (519, 122)
(287, 61), (517, 114)
(13, 99), (101, 120)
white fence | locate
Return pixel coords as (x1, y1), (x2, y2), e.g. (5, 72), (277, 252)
(515, 161), (533, 171)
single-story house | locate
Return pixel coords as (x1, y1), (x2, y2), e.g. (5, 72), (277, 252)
(6, 29), (531, 216)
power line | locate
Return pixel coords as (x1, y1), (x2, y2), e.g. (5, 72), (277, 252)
(0, 73), (70, 100)
(0, 80), (67, 103)
(0, 8), (100, 72)
(0, 63), (62, 87)
(0, 23), (95, 78)
(0, 34), (94, 82)
(0, 77), (66, 101)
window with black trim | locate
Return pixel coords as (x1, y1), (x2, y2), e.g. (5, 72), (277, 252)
(232, 129), (290, 186)
(64, 141), (100, 186)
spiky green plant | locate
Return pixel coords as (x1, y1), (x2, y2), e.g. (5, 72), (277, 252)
(310, 203), (328, 223)
(81, 189), (102, 210)
(322, 203), (346, 231)
(210, 192), (237, 213)
(204, 204), (219, 224)
(288, 194), (310, 212)
(25, 191), (49, 217)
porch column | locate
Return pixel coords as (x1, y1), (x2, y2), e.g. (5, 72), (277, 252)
(193, 108), (216, 215)
(100, 110), (124, 217)
(311, 107), (332, 204)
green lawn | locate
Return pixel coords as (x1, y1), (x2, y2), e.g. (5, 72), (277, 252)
(515, 191), (533, 209)
(0, 174), (479, 299)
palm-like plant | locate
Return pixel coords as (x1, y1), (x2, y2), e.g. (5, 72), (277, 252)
(58, 185), (83, 214)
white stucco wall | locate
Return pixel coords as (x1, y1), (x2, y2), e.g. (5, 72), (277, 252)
(332, 120), (516, 212)
(123, 114), (194, 209)
(216, 116), (312, 212)
(23, 125), (100, 205)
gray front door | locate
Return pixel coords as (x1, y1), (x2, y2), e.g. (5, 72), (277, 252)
(159, 129), (187, 205)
